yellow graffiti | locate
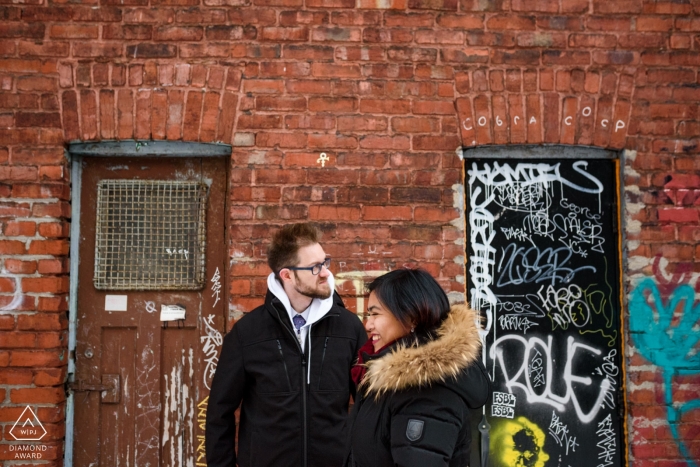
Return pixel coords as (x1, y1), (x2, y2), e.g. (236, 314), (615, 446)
(196, 434), (206, 466)
(197, 397), (209, 466)
(198, 396), (209, 430)
(490, 416), (549, 467)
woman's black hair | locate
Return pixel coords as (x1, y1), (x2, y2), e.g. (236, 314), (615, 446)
(366, 268), (450, 338)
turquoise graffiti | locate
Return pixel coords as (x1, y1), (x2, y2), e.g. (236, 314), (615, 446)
(629, 277), (700, 467)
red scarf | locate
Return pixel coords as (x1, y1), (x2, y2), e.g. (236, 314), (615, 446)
(351, 339), (393, 386)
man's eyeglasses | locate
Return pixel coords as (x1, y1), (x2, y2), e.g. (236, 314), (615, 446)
(283, 258), (331, 275)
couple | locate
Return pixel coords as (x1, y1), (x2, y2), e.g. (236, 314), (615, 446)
(206, 223), (490, 467)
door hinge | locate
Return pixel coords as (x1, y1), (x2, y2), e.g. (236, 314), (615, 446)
(68, 374), (120, 404)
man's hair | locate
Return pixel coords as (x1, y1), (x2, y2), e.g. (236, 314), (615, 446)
(267, 223), (322, 281)
(366, 268), (450, 336)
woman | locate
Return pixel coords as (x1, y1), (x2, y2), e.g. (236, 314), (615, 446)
(347, 268), (490, 467)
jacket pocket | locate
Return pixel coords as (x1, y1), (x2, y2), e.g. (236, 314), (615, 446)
(246, 339), (295, 394)
(277, 339), (293, 392)
(318, 337), (352, 391)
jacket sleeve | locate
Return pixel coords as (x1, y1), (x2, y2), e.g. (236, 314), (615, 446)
(388, 390), (465, 467)
(206, 325), (246, 467)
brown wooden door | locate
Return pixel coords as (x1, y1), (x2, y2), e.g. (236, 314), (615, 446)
(73, 157), (227, 467)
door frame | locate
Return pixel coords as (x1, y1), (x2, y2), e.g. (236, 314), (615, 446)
(65, 140), (231, 467)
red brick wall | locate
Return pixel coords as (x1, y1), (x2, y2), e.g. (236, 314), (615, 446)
(1, 0), (700, 466)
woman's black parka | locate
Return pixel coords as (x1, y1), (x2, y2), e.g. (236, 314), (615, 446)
(347, 304), (491, 467)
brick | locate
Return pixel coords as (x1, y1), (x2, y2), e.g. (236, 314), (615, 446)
(4, 221), (36, 237)
(10, 350), (64, 367)
(309, 97), (357, 112)
(360, 99), (410, 114)
(308, 134), (357, 149)
(261, 26), (308, 42)
(362, 206), (412, 221)
(413, 135), (461, 151)
(390, 225), (441, 242)
(309, 205), (361, 221)
(441, 47), (489, 63)
(391, 116), (438, 133)
(256, 132), (307, 148)
(0, 240), (26, 255)
(658, 208), (699, 223)
(21, 277), (69, 294)
(337, 187), (388, 204)
(16, 76), (57, 92)
(11, 387), (65, 404)
(358, 135), (410, 150)
(4, 259), (37, 274)
(486, 15), (536, 30)
(391, 187), (441, 204)
(413, 100), (455, 115)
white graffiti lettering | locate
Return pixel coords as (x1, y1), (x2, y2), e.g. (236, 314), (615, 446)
(499, 314), (538, 334)
(493, 391), (517, 406)
(210, 267), (221, 308)
(490, 335), (611, 423)
(595, 349), (618, 410)
(549, 410), (579, 455)
(537, 284), (591, 330)
(529, 347), (545, 388)
(491, 405), (515, 418)
(201, 314), (222, 390)
(501, 226), (531, 242)
(596, 414), (616, 467)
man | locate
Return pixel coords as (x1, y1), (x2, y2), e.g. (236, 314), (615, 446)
(206, 223), (367, 467)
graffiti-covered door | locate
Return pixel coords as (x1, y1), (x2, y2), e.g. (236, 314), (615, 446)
(73, 157), (227, 467)
(466, 153), (625, 467)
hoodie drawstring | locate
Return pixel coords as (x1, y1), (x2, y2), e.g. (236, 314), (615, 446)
(307, 324), (311, 385)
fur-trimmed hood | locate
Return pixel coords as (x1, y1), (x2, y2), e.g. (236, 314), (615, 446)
(361, 304), (483, 397)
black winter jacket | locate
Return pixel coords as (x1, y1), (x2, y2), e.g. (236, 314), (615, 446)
(346, 305), (490, 467)
(206, 290), (367, 467)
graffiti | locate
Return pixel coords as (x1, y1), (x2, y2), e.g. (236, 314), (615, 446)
(497, 243), (596, 287)
(554, 199), (605, 255)
(492, 392), (517, 418)
(145, 301), (157, 314)
(548, 411), (578, 455)
(196, 397), (208, 466)
(529, 348), (545, 388)
(468, 185), (497, 337)
(461, 106), (626, 136)
(629, 278), (700, 467)
(499, 314), (538, 334)
(596, 414), (616, 467)
(501, 226), (531, 242)
(210, 267), (221, 308)
(467, 159), (623, 466)
(490, 416), (550, 467)
(595, 350), (618, 410)
(201, 314), (222, 390)
(537, 284), (591, 330)
(490, 334), (611, 424)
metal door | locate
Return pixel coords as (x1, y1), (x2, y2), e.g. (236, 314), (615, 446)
(72, 157), (227, 467)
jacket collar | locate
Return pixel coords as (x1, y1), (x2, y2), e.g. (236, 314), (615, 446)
(360, 304), (482, 397)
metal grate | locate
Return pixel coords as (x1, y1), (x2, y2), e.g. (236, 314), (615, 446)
(94, 180), (208, 290)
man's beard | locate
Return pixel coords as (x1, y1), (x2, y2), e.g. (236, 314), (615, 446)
(293, 272), (332, 300)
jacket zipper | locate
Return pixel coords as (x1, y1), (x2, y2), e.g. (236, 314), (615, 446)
(276, 340), (292, 392)
(270, 299), (336, 467)
(317, 337), (329, 389)
(302, 350), (308, 467)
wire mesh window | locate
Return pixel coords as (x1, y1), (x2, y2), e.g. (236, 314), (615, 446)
(94, 180), (208, 290)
